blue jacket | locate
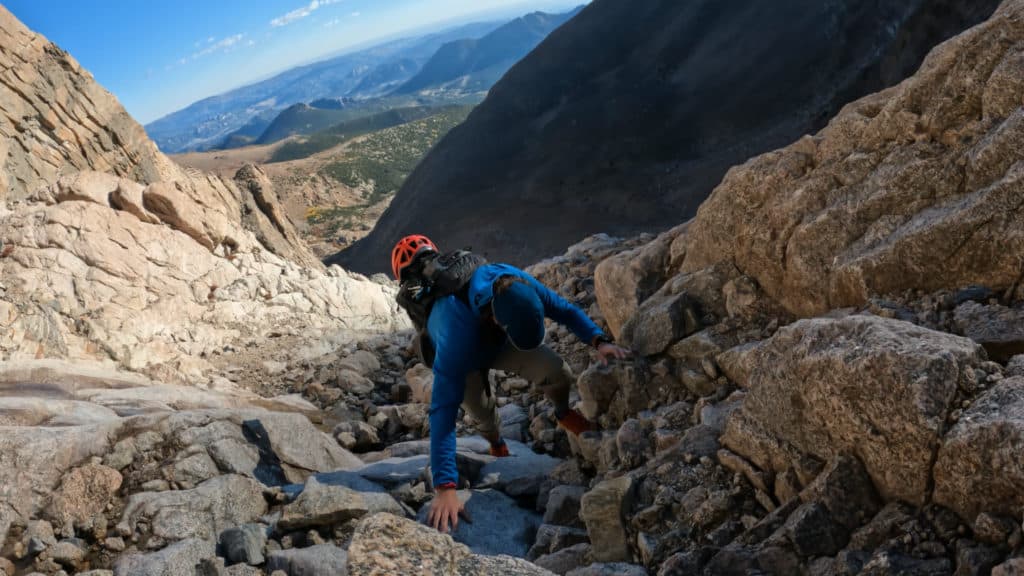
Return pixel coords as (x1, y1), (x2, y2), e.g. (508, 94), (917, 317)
(428, 263), (604, 487)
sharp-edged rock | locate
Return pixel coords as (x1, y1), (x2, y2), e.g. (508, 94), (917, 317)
(218, 524), (267, 566)
(934, 377), (1024, 521)
(117, 474), (268, 542)
(266, 543), (349, 576)
(113, 538), (215, 576)
(580, 475), (636, 563)
(347, 513), (554, 575)
(722, 315), (983, 505)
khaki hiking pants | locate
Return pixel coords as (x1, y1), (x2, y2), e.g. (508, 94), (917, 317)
(462, 343), (573, 437)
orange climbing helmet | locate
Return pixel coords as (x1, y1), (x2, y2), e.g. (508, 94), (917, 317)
(391, 234), (437, 280)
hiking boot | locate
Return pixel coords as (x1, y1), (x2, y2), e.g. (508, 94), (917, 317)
(489, 440), (511, 457)
(557, 409), (595, 436)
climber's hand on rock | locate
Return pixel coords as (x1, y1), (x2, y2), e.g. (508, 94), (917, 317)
(596, 342), (630, 366)
(428, 486), (469, 533)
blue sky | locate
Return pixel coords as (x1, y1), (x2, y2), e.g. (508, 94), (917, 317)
(4, 0), (582, 124)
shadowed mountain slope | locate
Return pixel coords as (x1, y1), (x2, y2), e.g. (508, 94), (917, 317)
(333, 0), (1000, 272)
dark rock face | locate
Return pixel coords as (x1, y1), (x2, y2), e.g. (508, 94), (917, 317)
(333, 0), (1000, 273)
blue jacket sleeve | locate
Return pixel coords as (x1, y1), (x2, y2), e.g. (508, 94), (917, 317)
(522, 272), (604, 345)
(428, 385), (460, 488)
(427, 297), (480, 487)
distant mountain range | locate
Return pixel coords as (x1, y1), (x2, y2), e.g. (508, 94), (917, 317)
(147, 7), (583, 154)
(395, 8), (582, 95)
(145, 20), (502, 153)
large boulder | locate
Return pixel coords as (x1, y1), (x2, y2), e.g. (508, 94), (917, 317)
(953, 302), (1024, 362)
(934, 377), (1024, 520)
(116, 475), (268, 542)
(347, 513), (554, 575)
(242, 413), (363, 483)
(278, 476), (372, 531)
(113, 538), (215, 576)
(721, 315), (984, 504)
(477, 440), (563, 497)
(266, 544), (349, 576)
(682, 0), (1024, 317)
(44, 463), (122, 534)
(0, 422), (120, 546)
(594, 226), (682, 338)
(415, 489), (543, 557)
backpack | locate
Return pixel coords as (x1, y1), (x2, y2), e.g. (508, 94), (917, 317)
(396, 249), (487, 367)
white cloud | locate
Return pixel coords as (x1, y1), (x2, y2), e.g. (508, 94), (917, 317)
(324, 18), (341, 28)
(351, 11), (360, 17)
(172, 34), (245, 68)
(193, 34), (244, 58)
(270, 0), (343, 27)
(247, 39), (257, 47)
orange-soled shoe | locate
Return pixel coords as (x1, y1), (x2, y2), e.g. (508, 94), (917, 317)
(557, 409), (596, 436)
(489, 440), (511, 457)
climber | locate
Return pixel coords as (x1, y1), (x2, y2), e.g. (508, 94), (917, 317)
(390, 234), (630, 533)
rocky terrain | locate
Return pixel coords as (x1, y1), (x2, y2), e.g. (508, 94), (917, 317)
(335, 0), (1003, 273)
(5, 1), (1024, 576)
(173, 107), (472, 259)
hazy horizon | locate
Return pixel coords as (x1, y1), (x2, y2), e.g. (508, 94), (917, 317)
(4, 0), (585, 124)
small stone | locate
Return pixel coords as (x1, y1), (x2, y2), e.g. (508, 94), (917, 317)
(637, 532), (658, 566)
(141, 479), (170, 491)
(332, 421), (381, 452)
(616, 419), (649, 470)
(544, 485), (586, 527)
(535, 543), (592, 575)
(973, 512), (1016, 545)
(717, 449), (768, 493)
(171, 451), (219, 487)
(104, 537), (126, 552)
(28, 537), (48, 556)
(219, 524), (267, 566)
(45, 540), (85, 569)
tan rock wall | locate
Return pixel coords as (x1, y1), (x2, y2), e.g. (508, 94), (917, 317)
(681, 1), (1024, 317)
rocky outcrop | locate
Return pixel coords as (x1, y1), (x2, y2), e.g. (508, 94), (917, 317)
(682, 0), (1024, 317)
(0, 7), (174, 202)
(934, 376), (1024, 521)
(0, 5), (406, 387)
(233, 163), (323, 271)
(1, 168), (405, 384)
(117, 474), (269, 543)
(722, 315), (984, 505)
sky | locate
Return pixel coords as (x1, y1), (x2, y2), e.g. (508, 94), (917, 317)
(4, 0), (583, 124)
